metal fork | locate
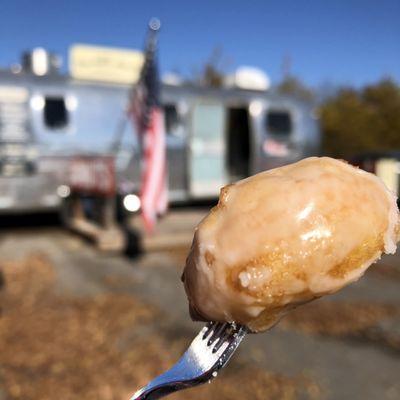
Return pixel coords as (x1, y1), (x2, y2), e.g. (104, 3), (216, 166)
(130, 322), (247, 400)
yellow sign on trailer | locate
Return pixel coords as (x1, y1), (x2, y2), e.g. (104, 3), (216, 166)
(69, 44), (144, 84)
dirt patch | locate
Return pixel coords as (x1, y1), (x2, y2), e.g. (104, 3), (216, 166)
(281, 300), (400, 351)
(282, 301), (398, 335)
(0, 254), (321, 400)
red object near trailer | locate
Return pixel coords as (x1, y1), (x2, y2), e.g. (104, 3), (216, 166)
(68, 156), (116, 197)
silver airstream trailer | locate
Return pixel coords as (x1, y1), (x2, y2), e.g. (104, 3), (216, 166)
(159, 84), (320, 202)
(0, 49), (320, 220)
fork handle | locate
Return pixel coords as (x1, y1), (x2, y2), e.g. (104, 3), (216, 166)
(131, 385), (174, 400)
(131, 379), (194, 400)
(130, 367), (196, 400)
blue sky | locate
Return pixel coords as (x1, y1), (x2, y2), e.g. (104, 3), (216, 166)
(1, 0), (399, 87)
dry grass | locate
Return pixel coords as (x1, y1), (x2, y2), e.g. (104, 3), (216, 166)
(0, 254), (321, 400)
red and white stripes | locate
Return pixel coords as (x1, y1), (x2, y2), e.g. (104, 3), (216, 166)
(139, 107), (168, 232)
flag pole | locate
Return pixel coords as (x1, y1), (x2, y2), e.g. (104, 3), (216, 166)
(109, 18), (161, 153)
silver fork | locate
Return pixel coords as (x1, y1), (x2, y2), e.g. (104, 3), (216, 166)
(130, 322), (247, 400)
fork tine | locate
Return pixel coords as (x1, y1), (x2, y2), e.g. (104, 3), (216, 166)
(207, 322), (227, 346)
(211, 322), (243, 353)
(202, 321), (216, 339)
(212, 328), (230, 352)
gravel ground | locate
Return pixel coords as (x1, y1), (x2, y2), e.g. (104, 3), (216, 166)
(0, 210), (399, 399)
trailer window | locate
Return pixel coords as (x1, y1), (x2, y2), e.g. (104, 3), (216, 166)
(44, 97), (68, 129)
(266, 110), (292, 136)
(164, 104), (182, 136)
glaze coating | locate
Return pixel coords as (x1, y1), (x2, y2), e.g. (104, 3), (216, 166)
(183, 157), (399, 332)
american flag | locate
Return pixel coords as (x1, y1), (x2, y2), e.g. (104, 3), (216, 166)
(129, 19), (168, 233)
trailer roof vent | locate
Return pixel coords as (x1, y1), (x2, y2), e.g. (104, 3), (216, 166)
(22, 48), (62, 76)
(225, 67), (270, 91)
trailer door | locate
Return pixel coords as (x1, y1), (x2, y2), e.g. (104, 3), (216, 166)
(190, 102), (227, 198)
